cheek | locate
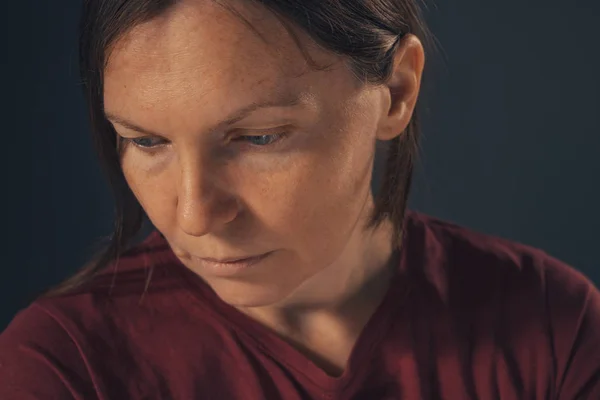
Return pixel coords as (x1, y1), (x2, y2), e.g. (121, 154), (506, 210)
(121, 157), (175, 229)
(247, 128), (375, 259)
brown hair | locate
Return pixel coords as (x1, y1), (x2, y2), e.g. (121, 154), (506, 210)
(42, 0), (433, 297)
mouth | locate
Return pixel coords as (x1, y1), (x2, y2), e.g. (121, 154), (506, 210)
(187, 251), (274, 277)
(198, 253), (271, 264)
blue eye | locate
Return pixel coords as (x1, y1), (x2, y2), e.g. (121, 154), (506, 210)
(120, 130), (291, 154)
(235, 131), (291, 147)
(130, 137), (165, 148)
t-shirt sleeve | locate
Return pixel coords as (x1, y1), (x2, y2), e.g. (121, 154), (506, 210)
(0, 303), (96, 400)
(544, 255), (600, 399)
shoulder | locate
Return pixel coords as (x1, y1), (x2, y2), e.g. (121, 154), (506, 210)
(404, 210), (597, 292)
(404, 211), (600, 397)
(27, 232), (179, 333)
(0, 301), (92, 398)
(0, 231), (187, 398)
(404, 210), (599, 310)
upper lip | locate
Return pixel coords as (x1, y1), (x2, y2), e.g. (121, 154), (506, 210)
(196, 252), (269, 264)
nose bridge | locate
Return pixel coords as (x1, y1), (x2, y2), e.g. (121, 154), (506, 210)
(176, 150), (235, 237)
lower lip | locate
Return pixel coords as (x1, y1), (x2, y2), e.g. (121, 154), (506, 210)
(192, 252), (272, 277)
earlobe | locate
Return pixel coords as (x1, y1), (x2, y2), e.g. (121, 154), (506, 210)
(376, 34), (425, 141)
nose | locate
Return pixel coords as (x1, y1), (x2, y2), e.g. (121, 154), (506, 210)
(176, 157), (238, 237)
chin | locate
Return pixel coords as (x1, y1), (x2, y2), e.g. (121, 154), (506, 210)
(209, 279), (294, 309)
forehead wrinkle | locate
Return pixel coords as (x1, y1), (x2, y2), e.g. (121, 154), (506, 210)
(105, 27), (309, 125)
(105, 84), (313, 140)
(106, 27), (295, 114)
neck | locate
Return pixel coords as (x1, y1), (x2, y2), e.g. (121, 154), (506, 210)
(237, 197), (399, 342)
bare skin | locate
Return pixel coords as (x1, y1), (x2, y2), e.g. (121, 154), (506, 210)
(104, 0), (424, 376)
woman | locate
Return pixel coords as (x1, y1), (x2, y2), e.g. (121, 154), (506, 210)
(2, 0), (599, 398)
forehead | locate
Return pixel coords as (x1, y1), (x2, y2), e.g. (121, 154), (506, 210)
(103, 0), (339, 114)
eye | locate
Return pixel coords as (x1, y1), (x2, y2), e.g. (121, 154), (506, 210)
(235, 131), (290, 147)
(122, 136), (167, 149)
(119, 130), (291, 154)
(132, 137), (166, 148)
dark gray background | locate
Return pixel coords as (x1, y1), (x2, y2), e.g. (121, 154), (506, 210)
(2, 0), (599, 329)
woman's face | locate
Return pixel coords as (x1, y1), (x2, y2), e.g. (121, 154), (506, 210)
(103, 0), (421, 308)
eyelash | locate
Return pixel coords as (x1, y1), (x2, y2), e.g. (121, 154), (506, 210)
(120, 131), (291, 153)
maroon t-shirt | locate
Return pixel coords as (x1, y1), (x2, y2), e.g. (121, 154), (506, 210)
(1, 211), (599, 399)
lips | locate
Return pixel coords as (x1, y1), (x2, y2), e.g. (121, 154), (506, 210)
(188, 251), (273, 277)
(199, 254), (267, 263)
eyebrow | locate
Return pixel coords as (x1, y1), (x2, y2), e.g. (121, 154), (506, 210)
(105, 92), (304, 137)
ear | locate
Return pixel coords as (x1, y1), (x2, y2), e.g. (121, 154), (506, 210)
(376, 34), (425, 141)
